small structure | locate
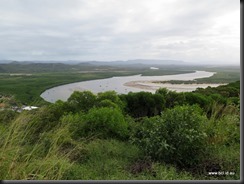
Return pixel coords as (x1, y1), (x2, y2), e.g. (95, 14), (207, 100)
(22, 106), (39, 111)
(150, 67), (159, 70)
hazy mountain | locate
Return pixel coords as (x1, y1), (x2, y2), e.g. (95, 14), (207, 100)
(78, 59), (186, 66)
(0, 59), (186, 65)
(0, 60), (15, 64)
(127, 59), (185, 65)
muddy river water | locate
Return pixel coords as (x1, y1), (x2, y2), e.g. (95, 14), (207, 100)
(41, 71), (224, 103)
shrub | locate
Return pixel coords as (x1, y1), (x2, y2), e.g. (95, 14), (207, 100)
(67, 91), (97, 112)
(121, 92), (164, 118)
(184, 93), (210, 110)
(75, 107), (128, 139)
(97, 91), (124, 110)
(62, 139), (141, 180)
(206, 114), (240, 146)
(97, 99), (120, 109)
(131, 105), (208, 168)
(0, 110), (17, 124)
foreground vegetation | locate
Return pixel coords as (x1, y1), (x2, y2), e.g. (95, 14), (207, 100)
(0, 80), (240, 180)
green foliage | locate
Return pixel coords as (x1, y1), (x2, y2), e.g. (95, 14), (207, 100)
(121, 91), (164, 118)
(184, 92), (211, 110)
(0, 74), (240, 180)
(0, 71), (133, 105)
(155, 87), (170, 97)
(66, 91), (125, 113)
(61, 113), (85, 140)
(62, 139), (193, 180)
(227, 97), (239, 106)
(196, 71), (240, 83)
(64, 139), (140, 180)
(97, 91), (124, 108)
(194, 81), (240, 98)
(207, 102), (239, 120)
(197, 114), (240, 179)
(166, 91), (186, 108)
(67, 91), (97, 112)
(131, 105), (208, 168)
(0, 64), (239, 105)
(155, 81), (239, 117)
(0, 110), (18, 124)
(74, 107), (128, 139)
(156, 88), (186, 108)
(206, 115), (240, 146)
(209, 94), (226, 105)
(0, 94), (20, 107)
(19, 102), (71, 143)
(97, 99), (120, 109)
(62, 139), (140, 180)
(0, 114), (75, 180)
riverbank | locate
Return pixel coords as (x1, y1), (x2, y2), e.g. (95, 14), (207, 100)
(124, 81), (226, 92)
(41, 70), (226, 102)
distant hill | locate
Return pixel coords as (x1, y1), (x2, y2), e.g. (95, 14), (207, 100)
(0, 61), (119, 73)
(0, 59), (185, 65)
(126, 59), (185, 65)
(78, 59), (185, 66)
(0, 60), (16, 64)
(0, 62), (75, 73)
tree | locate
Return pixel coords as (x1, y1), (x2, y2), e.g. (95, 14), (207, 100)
(184, 92), (210, 110)
(131, 105), (208, 168)
(76, 107), (128, 139)
(121, 92), (164, 118)
(97, 99), (120, 109)
(156, 88), (188, 109)
(67, 91), (96, 112)
(97, 91), (125, 110)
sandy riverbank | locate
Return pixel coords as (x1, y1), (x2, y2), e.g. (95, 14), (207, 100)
(124, 81), (226, 92)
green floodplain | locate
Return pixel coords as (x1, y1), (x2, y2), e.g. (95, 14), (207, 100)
(0, 62), (240, 105)
(0, 62), (240, 180)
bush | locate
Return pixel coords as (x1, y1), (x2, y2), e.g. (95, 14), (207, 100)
(97, 91), (124, 110)
(62, 139), (141, 180)
(184, 93), (210, 110)
(156, 89), (185, 108)
(67, 91), (97, 112)
(97, 99), (120, 109)
(74, 107), (128, 139)
(131, 105), (208, 168)
(121, 92), (164, 118)
(0, 110), (17, 124)
(206, 114), (240, 146)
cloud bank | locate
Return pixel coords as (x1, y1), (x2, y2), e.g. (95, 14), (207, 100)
(0, 0), (240, 65)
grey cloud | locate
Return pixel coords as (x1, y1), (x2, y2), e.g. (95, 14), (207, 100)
(0, 0), (240, 64)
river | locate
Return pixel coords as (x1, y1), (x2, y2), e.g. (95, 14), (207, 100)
(40, 70), (223, 103)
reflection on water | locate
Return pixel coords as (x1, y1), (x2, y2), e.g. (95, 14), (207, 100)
(41, 71), (222, 103)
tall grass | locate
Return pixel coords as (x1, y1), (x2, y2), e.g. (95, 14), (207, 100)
(0, 112), (76, 180)
(207, 101), (239, 120)
(202, 103), (240, 180)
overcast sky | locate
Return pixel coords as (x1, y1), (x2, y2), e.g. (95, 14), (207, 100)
(0, 0), (240, 65)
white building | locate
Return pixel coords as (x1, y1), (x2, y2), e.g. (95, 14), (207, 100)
(22, 106), (39, 110)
